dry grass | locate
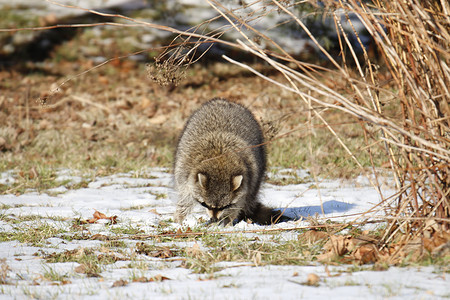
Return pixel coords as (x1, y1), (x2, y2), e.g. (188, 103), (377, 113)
(1, 0), (449, 261)
(152, 0), (450, 254)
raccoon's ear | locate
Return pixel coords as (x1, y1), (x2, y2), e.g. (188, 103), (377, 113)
(197, 173), (207, 189)
(232, 175), (243, 191)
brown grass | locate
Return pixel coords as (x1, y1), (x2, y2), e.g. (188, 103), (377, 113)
(200, 0), (450, 249)
(1, 0), (448, 258)
(152, 0), (450, 253)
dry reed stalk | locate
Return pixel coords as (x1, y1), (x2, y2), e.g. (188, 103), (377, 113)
(198, 0), (450, 248)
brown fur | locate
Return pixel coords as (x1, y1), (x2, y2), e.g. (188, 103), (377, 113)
(173, 98), (281, 225)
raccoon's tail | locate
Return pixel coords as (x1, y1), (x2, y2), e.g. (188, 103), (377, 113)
(245, 202), (291, 225)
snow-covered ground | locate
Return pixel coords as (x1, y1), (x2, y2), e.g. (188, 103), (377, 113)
(0, 168), (448, 299)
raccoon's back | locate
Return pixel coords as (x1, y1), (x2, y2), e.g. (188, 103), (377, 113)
(178, 98), (264, 147)
(174, 98), (266, 180)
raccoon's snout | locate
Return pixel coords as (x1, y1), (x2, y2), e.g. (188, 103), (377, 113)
(207, 208), (223, 220)
(197, 199), (234, 221)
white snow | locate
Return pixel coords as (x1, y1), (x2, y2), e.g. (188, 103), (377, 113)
(0, 168), (448, 299)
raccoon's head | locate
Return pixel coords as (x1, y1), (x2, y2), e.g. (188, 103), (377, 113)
(191, 169), (247, 223)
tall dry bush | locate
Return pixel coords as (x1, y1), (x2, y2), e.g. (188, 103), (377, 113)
(167, 0), (450, 244)
(362, 0), (450, 241)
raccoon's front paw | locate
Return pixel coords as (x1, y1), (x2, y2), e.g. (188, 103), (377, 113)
(174, 213), (185, 224)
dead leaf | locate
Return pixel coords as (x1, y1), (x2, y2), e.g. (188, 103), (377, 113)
(353, 244), (379, 264)
(151, 247), (174, 259)
(424, 230), (449, 252)
(148, 274), (170, 282)
(91, 234), (109, 241)
(85, 210), (118, 224)
(74, 264), (87, 274)
(305, 273), (320, 286)
(298, 230), (329, 244)
(197, 274), (215, 281)
(112, 279), (128, 287)
(148, 208), (161, 216)
(135, 243), (176, 258)
(432, 241), (450, 258)
(115, 100), (133, 110)
(318, 235), (352, 262)
(373, 262), (389, 271)
(133, 277), (149, 283)
(98, 76), (109, 85)
(148, 114), (168, 125)
(0, 137), (6, 151)
(93, 210), (107, 219)
(326, 235), (351, 256)
(86, 217), (98, 224)
(317, 251), (336, 263)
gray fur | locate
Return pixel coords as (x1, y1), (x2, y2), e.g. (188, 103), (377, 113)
(174, 98), (280, 225)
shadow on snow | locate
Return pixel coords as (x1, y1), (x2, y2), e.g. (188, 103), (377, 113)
(274, 200), (357, 223)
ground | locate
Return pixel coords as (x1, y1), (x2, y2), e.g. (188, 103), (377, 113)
(0, 169), (448, 299)
(0, 1), (449, 299)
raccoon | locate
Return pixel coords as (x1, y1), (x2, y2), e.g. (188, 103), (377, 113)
(174, 98), (282, 225)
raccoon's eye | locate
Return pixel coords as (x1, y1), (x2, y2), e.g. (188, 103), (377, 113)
(196, 199), (211, 210)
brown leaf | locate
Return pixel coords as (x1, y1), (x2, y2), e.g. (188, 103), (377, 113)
(373, 262), (389, 271)
(425, 230), (449, 252)
(317, 235), (352, 263)
(298, 230), (329, 244)
(148, 209), (161, 216)
(148, 114), (168, 125)
(91, 234), (109, 241)
(353, 244), (379, 264)
(432, 241), (450, 258)
(327, 235), (351, 255)
(74, 264), (87, 274)
(148, 274), (170, 282)
(29, 167), (38, 180)
(86, 217), (99, 224)
(348, 235), (379, 252)
(305, 273), (320, 286)
(85, 211), (118, 224)
(151, 247), (174, 259)
(133, 277), (149, 283)
(317, 250), (337, 263)
(112, 279), (128, 287)
(0, 137), (6, 151)
(135, 243), (176, 258)
(197, 275), (215, 281)
(93, 210), (107, 219)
